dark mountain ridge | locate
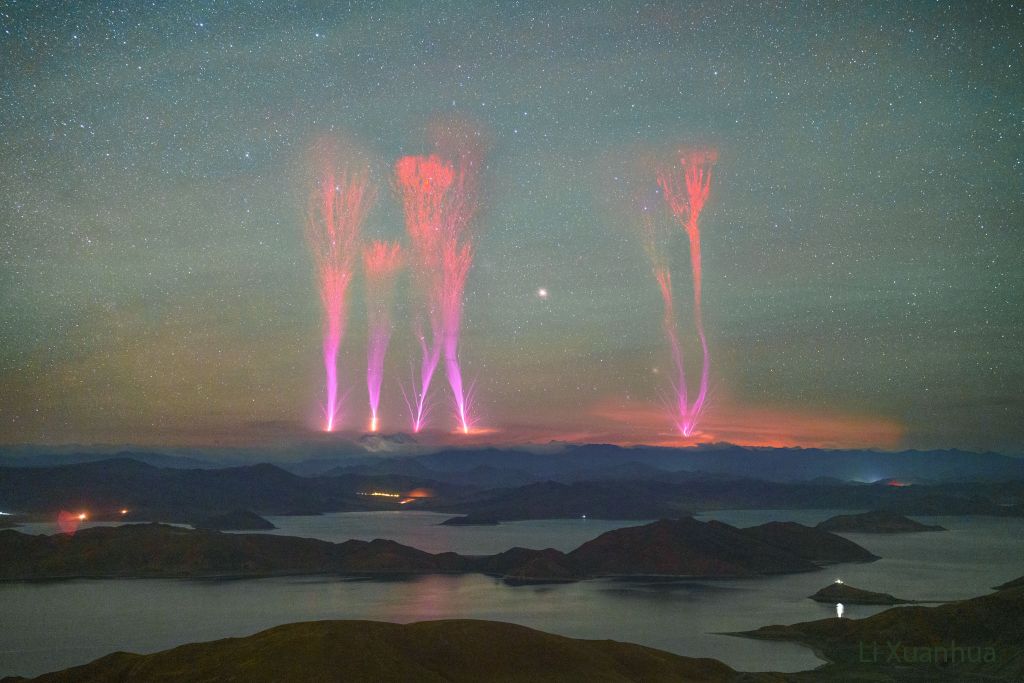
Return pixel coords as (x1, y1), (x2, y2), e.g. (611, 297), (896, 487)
(817, 510), (946, 533)
(427, 476), (1024, 520)
(0, 517), (876, 583)
(7, 442), (1023, 483)
(0, 459), (465, 518)
(3, 455), (1022, 522)
(411, 443), (1024, 483)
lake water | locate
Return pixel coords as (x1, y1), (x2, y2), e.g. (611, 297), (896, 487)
(235, 511), (647, 555)
(2, 509), (1021, 677)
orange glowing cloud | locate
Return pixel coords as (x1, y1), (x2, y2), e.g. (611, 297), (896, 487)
(587, 398), (904, 450)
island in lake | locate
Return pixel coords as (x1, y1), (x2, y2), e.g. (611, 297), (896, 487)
(439, 515), (500, 526)
(0, 517), (877, 583)
(809, 581), (912, 605)
(816, 510), (946, 533)
(191, 509), (276, 531)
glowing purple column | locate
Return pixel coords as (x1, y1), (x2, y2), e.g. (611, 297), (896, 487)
(305, 145), (375, 432)
(363, 241), (403, 432)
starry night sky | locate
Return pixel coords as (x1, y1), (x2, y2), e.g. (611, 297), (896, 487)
(1, 1), (1021, 452)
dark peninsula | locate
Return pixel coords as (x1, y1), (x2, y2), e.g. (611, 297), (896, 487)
(817, 510), (946, 534)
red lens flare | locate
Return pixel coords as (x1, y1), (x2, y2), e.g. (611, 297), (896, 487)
(57, 510), (85, 535)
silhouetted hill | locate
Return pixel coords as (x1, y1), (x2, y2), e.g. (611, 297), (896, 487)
(0, 518), (877, 583)
(994, 575), (1024, 590)
(480, 519), (877, 582)
(809, 582), (911, 605)
(737, 521), (879, 564)
(4, 452), (1022, 523)
(736, 585), (1024, 680)
(498, 548), (581, 584)
(880, 493), (1022, 516)
(469, 546), (575, 582)
(565, 518), (875, 578)
(9, 442), (1024, 485)
(322, 458), (439, 479)
(191, 510), (275, 530)
(432, 480), (692, 520)
(0, 524), (467, 579)
(378, 443), (1024, 483)
(0, 450), (224, 470)
(0, 460), (319, 517)
(440, 515), (500, 526)
(325, 452), (542, 489)
(817, 510), (945, 533)
(430, 475), (1024, 520)
(0, 459), (461, 518)
(2, 619), (745, 683)
(567, 518), (815, 577)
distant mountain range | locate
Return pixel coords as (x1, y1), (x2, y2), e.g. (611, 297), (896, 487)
(0, 458), (467, 520)
(424, 477), (1024, 520)
(4, 442), (1022, 483)
(316, 443), (1024, 484)
(816, 510), (947, 533)
(808, 581), (911, 605)
(0, 449), (227, 470)
(2, 453), (1022, 521)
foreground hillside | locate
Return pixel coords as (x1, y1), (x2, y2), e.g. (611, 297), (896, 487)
(1, 619), (748, 683)
(0, 524), (466, 579)
(8, 583), (1023, 682)
(737, 583), (1024, 680)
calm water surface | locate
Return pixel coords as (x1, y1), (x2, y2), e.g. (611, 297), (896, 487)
(240, 511), (645, 555)
(2, 509), (1021, 677)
